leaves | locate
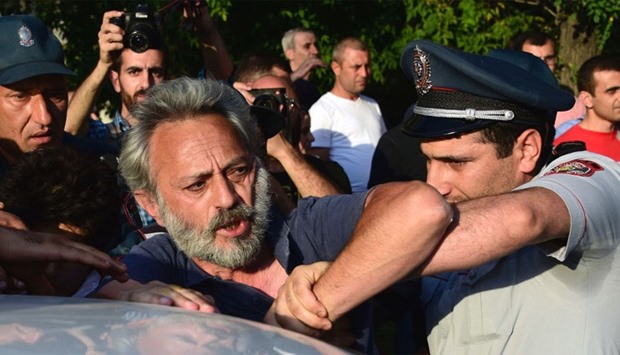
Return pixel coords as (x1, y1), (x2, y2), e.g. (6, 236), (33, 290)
(2, 0), (618, 127)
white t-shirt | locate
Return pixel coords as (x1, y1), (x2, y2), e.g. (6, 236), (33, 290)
(309, 92), (386, 192)
(423, 151), (620, 354)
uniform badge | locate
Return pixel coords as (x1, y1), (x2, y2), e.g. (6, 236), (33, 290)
(544, 159), (603, 177)
(18, 25), (35, 47)
(412, 46), (432, 97)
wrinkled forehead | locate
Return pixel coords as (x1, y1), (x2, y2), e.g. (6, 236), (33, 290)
(153, 115), (250, 167)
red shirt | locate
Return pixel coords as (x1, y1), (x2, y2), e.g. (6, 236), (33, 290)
(554, 124), (620, 161)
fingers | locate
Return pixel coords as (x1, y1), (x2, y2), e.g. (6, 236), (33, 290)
(0, 230), (128, 282)
(119, 281), (218, 313)
(49, 238), (129, 282)
(232, 82), (255, 105)
(273, 287), (324, 337)
(99, 11), (125, 64)
(0, 210), (28, 230)
(274, 262), (333, 333)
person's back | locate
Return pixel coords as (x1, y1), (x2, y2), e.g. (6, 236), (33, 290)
(554, 54), (620, 161)
(309, 37), (386, 192)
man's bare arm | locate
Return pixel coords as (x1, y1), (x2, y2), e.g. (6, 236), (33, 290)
(418, 187), (569, 275)
(310, 181), (453, 322)
(65, 11), (124, 135)
(0, 226), (128, 294)
(267, 132), (342, 196)
(312, 187), (569, 321)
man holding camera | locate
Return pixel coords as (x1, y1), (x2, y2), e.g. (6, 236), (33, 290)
(67, 8), (167, 148)
(250, 74), (351, 210)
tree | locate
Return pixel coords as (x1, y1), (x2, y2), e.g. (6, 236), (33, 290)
(2, 0), (617, 127)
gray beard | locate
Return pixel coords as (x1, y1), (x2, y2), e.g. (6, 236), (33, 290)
(157, 165), (272, 269)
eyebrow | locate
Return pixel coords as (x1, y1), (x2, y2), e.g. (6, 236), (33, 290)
(181, 155), (252, 182)
(604, 85), (620, 93)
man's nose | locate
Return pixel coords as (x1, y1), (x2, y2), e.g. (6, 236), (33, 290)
(31, 94), (53, 126)
(212, 174), (239, 210)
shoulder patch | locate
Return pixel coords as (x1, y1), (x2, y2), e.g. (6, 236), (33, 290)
(544, 159), (604, 177)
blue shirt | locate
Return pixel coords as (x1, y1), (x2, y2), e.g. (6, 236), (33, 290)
(117, 192), (377, 353)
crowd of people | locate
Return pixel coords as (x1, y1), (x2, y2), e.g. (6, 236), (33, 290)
(0, 2), (619, 354)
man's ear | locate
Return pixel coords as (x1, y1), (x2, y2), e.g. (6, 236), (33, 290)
(331, 61), (340, 76)
(109, 70), (121, 94)
(133, 190), (164, 226)
(514, 128), (543, 174)
(284, 48), (295, 62)
(578, 90), (593, 109)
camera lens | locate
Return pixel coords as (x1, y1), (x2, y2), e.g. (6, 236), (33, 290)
(254, 95), (281, 113)
(128, 31), (150, 53)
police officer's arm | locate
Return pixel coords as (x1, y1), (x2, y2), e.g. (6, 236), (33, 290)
(417, 187), (569, 275)
(65, 11), (124, 135)
(273, 186), (569, 333)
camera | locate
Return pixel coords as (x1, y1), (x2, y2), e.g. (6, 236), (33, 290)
(110, 4), (163, 53)
(249, 88), (302, 146)
(250, 88), (287, 114)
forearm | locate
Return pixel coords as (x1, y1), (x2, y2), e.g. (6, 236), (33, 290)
(196, 9), (233, 80)
(65, 61), (109, 134)
(276, 148), (342, 197)
(312, 181), (453, 321)
(418, 187), (570, 276)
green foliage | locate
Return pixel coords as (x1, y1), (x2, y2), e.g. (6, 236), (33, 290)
(2, 0), (618, 127)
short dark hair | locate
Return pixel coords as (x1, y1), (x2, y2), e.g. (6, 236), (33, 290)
(110, 47), (168, 75)
(0, 145), (121, 251)
(509, 31), (554, 50)
(577, 54), (620, 94)
(233, 51), (291, 83)
(332, 37), (368, 65)
(477, 120), (552, 174)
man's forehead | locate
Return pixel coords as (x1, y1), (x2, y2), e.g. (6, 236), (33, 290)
(151, 114), (246, 152)
(121, 49), (165, 67)
(420, 131), (485, 152)
(295, 32), (316, 45)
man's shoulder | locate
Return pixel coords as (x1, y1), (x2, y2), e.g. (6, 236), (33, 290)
(539, 150), (620, 179)
(358, 93), (379, 105)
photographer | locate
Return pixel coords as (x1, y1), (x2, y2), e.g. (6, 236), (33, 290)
(239, 74), (351, 213)
(66, 1), (226, 139)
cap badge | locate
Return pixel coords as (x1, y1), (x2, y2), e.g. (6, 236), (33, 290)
(412, 46), (432, 97)
(18, 25), (35, 47)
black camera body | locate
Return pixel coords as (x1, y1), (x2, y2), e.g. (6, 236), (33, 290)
(110, 4), (163, 53)
(249, 88), (301, 146)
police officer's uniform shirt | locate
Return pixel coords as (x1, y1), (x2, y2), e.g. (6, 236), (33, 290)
(423, 151), (620, 354)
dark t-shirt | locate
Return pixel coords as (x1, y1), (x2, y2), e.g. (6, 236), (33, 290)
(367, 123), (427, 188)
(293, 78), (321, 111)
(119, 192), (376, 354)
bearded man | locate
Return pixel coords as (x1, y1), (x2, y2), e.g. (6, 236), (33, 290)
(94, 77), (453, 354)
